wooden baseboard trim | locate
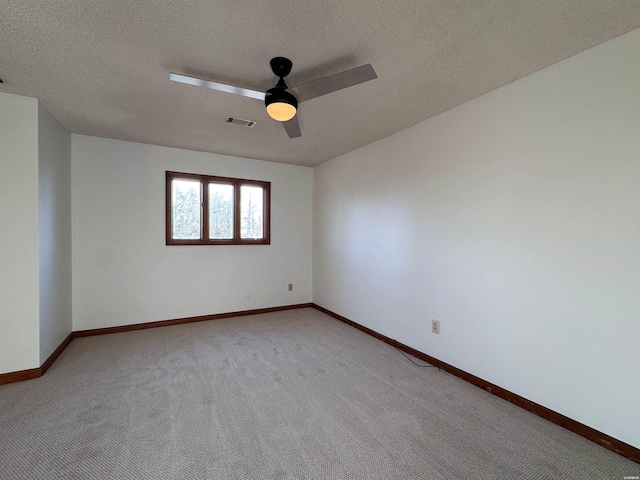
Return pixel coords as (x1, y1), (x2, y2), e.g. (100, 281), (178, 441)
(0, 333), (74, 386)
(41, 333), (74, 374)
(73, 303), (315, 338)
(0, 368), (41, 385)
(312, 303), (640, 465)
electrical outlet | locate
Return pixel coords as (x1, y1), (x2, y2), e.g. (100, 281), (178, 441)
(432, 320), (440, 334)
(288, 283), (293, 291)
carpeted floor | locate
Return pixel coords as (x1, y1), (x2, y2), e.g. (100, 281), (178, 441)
(0, 308), (637, 479)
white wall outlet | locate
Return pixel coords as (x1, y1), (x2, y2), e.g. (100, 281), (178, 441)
(432, 319), (440, 334)
(288, 283), (293, 291)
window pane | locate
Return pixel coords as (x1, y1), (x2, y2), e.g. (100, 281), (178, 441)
(240, 185), (264, 239)
(171, 179), (201, 239)
(209, 183), (234, 239)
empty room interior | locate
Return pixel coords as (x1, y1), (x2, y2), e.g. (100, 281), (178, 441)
(1, 1), (639, 478)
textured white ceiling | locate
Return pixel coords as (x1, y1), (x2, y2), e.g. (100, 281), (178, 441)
(2, 1), (640, 166)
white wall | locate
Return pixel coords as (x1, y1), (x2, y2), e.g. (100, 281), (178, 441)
(38, 102), (72, 363)
(72, 135), (312, 331)
(313, 29), (640, 448)
(0, 93), (40, 373)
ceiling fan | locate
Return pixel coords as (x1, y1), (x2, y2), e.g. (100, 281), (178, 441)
(169, 57), (377, 138)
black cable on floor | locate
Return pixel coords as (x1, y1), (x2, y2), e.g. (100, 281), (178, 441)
(396, 347), (440, 370)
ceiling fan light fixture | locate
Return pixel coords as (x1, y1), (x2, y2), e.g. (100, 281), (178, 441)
(265, 88), (298, 122)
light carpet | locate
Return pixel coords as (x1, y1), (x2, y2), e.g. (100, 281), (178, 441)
(0, 308), (637, 479)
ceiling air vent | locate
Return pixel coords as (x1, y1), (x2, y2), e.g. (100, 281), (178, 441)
(225, 116), (257, 127)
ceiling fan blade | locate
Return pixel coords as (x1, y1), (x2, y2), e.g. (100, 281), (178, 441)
(290, 64), (377, 103)
(282, 116), (301, 138)
(169, 72), (265, 101)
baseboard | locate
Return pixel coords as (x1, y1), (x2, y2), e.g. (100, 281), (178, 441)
(73, 303), (314, 337)
(0, 332), (74, 386)
(0, 368), (41, 385)
(41, 333), (74, 374)
(312, 303), (640, 465)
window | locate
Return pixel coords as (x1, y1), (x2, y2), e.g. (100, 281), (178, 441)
(166, 171), (270, 245)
